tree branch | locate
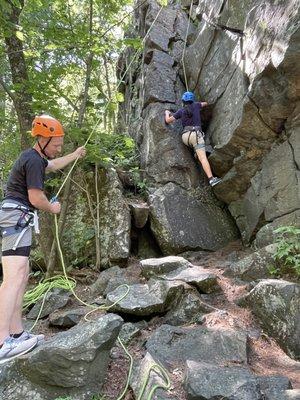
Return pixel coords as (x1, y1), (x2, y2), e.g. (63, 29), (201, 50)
(0, 76), (16, 102)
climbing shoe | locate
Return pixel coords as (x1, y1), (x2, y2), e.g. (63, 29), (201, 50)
(11, 331), (45, 345)
(0, 336), (38, 364)
(209, 177), (222, 187)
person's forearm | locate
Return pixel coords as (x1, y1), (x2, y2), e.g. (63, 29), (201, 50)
(48, 152), (77, 171)
(29, 192), (53, 212)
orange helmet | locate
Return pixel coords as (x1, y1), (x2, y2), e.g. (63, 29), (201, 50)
(31, 115), (64, 138)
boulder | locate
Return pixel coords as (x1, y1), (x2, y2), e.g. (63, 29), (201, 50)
(0, 314), (123, 400)
(184, 361), (292, 400)
(159, 266), (221, 293)
(255, 210), (300, 248)
(49, 307), (88, 328)
(223, 244), (278, 281)
(128, 201), (149, 228)
(130, 352), (174, 400)
(146, 324), (248, 368)
(90, 266), (125, 296)
(118, 321), (147, 345)
(245, 279), (300, 360)
(267, 390), (300, 400)
(149, 182), (239, 254)
(140, 256), (192, 278)
(106, 280), (184, 316)
(27, 289), (70, 320)
(164, 289), (211, 326)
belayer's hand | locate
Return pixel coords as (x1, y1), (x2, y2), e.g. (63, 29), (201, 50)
(74, 146), (86, 159)
(50, 201), (61, 214)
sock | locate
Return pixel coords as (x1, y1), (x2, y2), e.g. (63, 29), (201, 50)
(208, 176), (213, 180)
(11, 331), (24, 338)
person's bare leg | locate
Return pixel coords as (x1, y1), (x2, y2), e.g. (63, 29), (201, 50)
(0, 256), (28, 343)
(196, 148), (213, 178)
(9, 259), (29, 335)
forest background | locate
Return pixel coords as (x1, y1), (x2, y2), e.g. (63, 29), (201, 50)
(0, 0), (148, 276)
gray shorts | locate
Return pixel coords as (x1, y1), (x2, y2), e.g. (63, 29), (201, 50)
(0, 202), (33, 256)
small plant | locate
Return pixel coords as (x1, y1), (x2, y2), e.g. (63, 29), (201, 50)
(273, 226), (300, 277)
(267, 263), (280, 276)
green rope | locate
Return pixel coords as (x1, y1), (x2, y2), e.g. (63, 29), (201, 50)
(137, 363), (171, 400)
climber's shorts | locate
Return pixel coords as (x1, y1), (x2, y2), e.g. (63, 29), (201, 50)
(182, 127), (205, 151)
(0, 202), (33, 257)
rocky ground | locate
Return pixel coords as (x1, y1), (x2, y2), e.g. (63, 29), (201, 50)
(1, 240), (299, 400)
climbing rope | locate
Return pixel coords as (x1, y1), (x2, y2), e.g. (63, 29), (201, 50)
(137, 363), (171, 400)
(181, 1), (193, 91)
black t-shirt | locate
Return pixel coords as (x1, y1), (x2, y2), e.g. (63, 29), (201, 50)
(4, 148), (48, 208)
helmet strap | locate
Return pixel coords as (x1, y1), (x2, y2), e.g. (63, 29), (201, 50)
(37, 137), (52, 159)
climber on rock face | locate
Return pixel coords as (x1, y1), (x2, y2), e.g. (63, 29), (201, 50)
(165, 91), (222, 187)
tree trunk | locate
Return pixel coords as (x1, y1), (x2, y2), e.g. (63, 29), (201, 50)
(1, 0), (33, 149)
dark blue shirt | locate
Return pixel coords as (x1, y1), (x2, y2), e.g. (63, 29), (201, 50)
(4, 148), (48, 208)
(173, 102), (202, 128)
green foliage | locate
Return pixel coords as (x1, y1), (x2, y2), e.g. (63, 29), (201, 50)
(54, 397), (72, 400)
(273, 226), (300, 277)
(86, 132), (137, 168)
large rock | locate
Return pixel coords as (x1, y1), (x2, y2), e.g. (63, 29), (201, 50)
(96, 168), (131, 267)
(184, 361), (292, 400)
(140, 256), (192, 278)
(267, 390), (300, 400)
(149, 183), (238, 254)
(130, 352), (172, 400)
(106, 280), (184, 316)
(223, 244), (278, 281)
(159, 266), (221, 294)
(49, 307), (87, 328)
(128, 200), (149, 228)
(228, 132), (300, 243)
(0, 314), (123, 400)
(146, 324), (248, 368)
(245, 279), (300, 360)
(164, 289), (211, 326)
(27, 289), (71, 320)
(255, 210), (300, 248)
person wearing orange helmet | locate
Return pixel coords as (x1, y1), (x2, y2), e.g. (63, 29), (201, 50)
(0, 114), (86, 363)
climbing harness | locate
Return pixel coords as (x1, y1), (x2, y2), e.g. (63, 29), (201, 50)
(183, 125), (205, 149)
(0, 202), (39, 250)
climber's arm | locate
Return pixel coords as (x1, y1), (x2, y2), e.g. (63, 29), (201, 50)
(165, 110), (176, 124)
(201, 102), (208, 107)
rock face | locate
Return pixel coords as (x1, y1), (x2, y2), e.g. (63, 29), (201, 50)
(245, 279), (300, 360)
(96, 168), (131, 267)
(149, 183), (238, 253)
(0, 314), (123, 400)
(119, 0), (300, 246)
(118, 0), (239, 253)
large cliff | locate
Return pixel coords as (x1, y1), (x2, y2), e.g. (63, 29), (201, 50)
(118, 0), (300, 252)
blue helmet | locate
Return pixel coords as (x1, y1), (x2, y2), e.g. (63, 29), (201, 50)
(181, 91), (195, 102)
